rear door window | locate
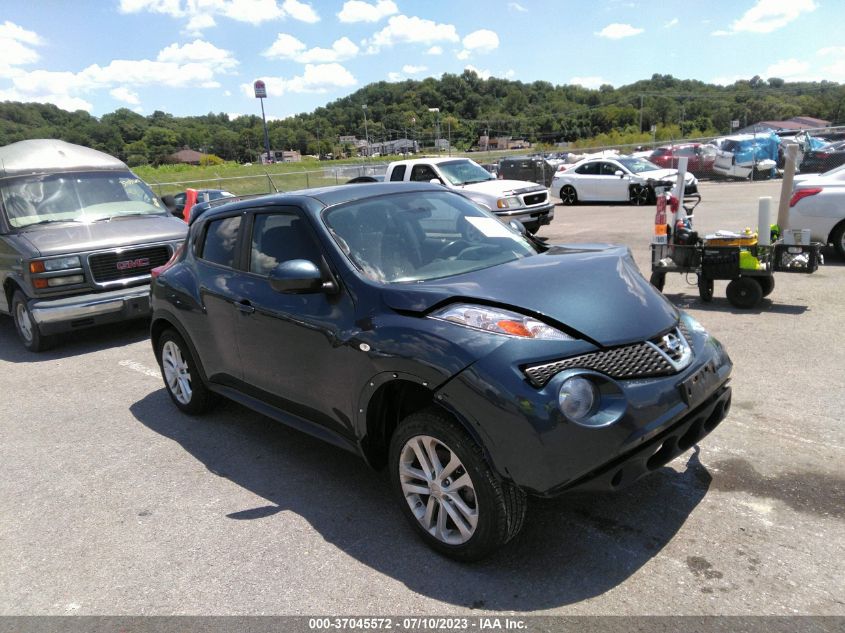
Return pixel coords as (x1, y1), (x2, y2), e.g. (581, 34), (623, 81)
(390, 165), (407, 181)
(201, 216), (241, 268)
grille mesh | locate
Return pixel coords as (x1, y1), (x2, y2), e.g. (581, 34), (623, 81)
(89, 246), (171, 283)
(523, 192), (547, 206)
(523, 326), (692, 388)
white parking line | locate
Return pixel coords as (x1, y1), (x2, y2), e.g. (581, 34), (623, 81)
(118, 359), (160, 379)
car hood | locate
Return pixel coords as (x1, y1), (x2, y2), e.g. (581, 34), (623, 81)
(636, 168), (697, 184)
(381, 244), (679, 347)
(16, 214), (187, 257)
(457, 179), (546, 196)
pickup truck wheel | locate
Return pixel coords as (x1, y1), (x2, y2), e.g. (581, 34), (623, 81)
(389, 408), (526, 561)
(559, 185), (578, 205)
(12, 291), (52, 352)
(156, 329), (213, 414)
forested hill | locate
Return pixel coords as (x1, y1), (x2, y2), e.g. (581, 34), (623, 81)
(1, 71), (842, 166)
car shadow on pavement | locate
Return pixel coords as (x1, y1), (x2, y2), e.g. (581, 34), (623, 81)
(131, 389), (712, 611)
(661, 293), (809, 315)
(0, 317), (149, 363)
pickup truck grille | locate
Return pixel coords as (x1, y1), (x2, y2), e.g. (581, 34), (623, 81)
(88, 246), (171, 284)
(523, 192), (548, 206)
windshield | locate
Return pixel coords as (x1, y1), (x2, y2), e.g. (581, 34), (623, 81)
(437, 160), (495, 186)
(617, 157), (663, 173)
(0, 170), (164, 229)
(323, 190), (536, 283)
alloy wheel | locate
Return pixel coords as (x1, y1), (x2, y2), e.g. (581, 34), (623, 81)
(399, 435), (478, 545)
(161, 340), (192, 405)
(15, 302), (33, 344)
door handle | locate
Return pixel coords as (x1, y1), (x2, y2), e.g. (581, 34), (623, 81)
(235, 300), (255, 314)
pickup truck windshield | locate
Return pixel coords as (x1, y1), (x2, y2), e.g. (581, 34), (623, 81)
(323, 190), (536, 283)
(1, 171), (164, 229)
(437, 160), (495, 186)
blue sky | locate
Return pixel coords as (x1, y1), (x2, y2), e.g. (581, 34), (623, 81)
(1, 0), (842, 120)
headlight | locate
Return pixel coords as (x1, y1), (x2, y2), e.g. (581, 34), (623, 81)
(430, 303), (574, 340)
(682, 313), (708, 336)
(44, 256), (81, 271)
(496, 196), (521, 209)
(558, 376), (598, 422)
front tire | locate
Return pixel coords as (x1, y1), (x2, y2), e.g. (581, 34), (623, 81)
(830, 221), (845, 259)
(155, 329), (213, 414)
(559, 185), (578, 205)
(12, 290), (52, 352)
(630, 184), (651, 206)
(389, 408), (526, 561)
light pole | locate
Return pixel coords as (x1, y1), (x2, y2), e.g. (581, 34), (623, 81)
(362, 104), (369, 160)
(253, 80), (271, 164)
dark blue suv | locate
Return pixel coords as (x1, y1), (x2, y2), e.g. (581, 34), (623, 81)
(150, 182), (733, 560)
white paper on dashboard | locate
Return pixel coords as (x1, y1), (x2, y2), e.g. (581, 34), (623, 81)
(466, 216), (516, 238)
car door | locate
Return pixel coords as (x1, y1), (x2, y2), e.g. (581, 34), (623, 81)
(226, 207), (364, 442)
(193, 213), (245, 383)
(598, 161), (630, 201)
(571, 161), (601, 199)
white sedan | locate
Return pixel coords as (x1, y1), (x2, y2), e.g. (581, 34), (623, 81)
(550, 156), (698, 206)
(790, 164), (845, 258)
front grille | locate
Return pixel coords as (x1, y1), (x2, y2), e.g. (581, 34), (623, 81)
(523, 192), (547, 206)
(523, 326), (693, 388)
(88, 245), (171, 284)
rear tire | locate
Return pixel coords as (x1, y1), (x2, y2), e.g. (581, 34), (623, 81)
(726, 277), (762, 309)
(698, 277), (714, 302)
(155, 329), (214, 414)
(12, 290), (53, 352)
(559, 185), (578, 205)
(830, 221), (845, 259)
(389, 408), (527, 561)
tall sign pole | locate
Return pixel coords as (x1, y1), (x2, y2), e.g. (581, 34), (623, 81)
(254, 80), (271, 164)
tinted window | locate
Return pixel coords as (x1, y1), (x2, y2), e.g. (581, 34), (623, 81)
(390, 165), (407, 181)
(574, 162), (600, 175)
(201, 216), (241, 268)
(410, 164), (439, 182)
(249, 213), (322, 276)
(677, 146), (696, 156)
(600, 162), (619, 175)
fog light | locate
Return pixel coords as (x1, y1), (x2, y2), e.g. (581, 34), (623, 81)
(558, 376), (597, 422)
(47, 275), (84, 287)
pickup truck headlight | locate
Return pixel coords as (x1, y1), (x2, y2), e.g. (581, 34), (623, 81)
(30, 256), (81, 273)
(430, 303), (573, 340)
(496, 196), (521, 209)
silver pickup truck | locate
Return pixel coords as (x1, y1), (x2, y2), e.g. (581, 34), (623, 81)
(0, 139), (187, 351)
(384, 157), (554, 233)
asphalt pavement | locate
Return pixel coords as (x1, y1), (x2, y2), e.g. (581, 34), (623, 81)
(0, 180), (842, 616)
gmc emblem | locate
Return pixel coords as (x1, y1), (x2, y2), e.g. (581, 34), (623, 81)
(116, 257), (150, 271)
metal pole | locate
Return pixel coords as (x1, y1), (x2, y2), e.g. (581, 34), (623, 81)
(362, 105), (369, 161)
(260, 97), (271, 164)
(448, 119), (451, 156)
(639, 95), (643, 133)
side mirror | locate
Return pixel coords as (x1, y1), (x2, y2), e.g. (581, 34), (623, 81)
(429, 178), (444, 185)
(161, 195), (182, 218)
(508, 219), (528, 235)
(615, 170), (625, 178)
(268, 259), (327, 294)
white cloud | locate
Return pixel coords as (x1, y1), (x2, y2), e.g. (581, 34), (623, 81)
(263, 34), (359, 62)
(110, 87), (140, 104)
(338, 0), (397, 23)
(0, 21), (43, 77)
(3, 40), (239, 113)
(282, 0), (319, 23)
(426, 46), (443, 55)
(464, 65), (491, 80)
(387, 72), (403, 82)
(402, 64), (426, 74)
(224, 90), (232, 96)
(818, 46), (845, 57)
(765, 58), (810, 78)
(508, 2), (527, 12)
(664, 18), (679, 28)
(504, 69), (516, 79)
(456, 50), (470, 61)
(716, 0), (817, 35)
(570, 76), (607, 89)
(157, 40), (238, 71)
(241, 63), (357, 97)
(0, 87), (93, 112)
(596, 23), (644, 39)
(119, 0), (319, 31)
(458, 29), (499, 59)
(367, 15), (459, 52)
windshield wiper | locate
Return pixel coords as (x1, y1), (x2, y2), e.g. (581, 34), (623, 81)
(91, 212), (161, 222)
(462, 178), (493, 185)
(19, 219), (82, 228)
